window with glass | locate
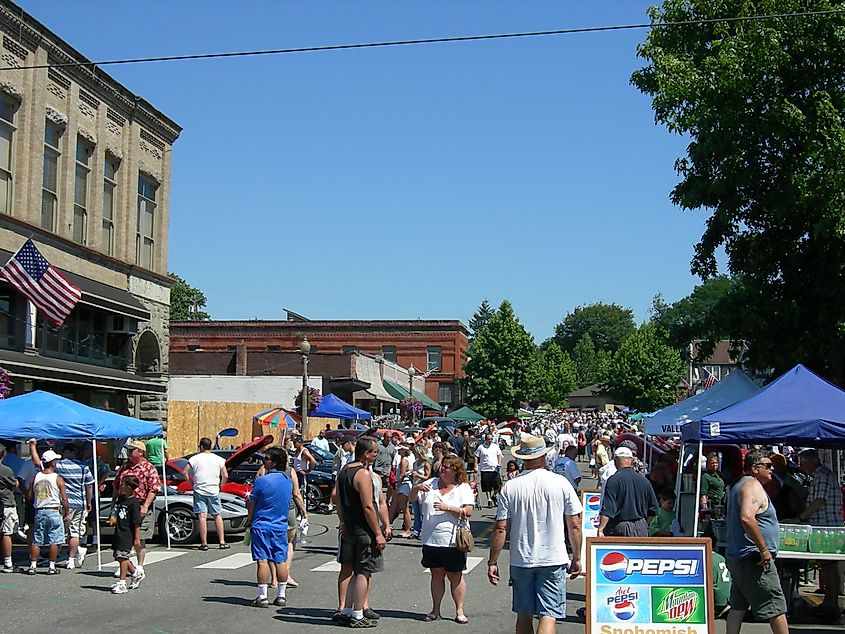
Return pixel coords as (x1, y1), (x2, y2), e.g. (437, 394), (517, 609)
(427, 346), (442, 372)
(73, 137), (93, 245)
(0, 97), (17, 215)
(102, 156), (118, 256)
(136, 175), (157, 269)
(438, 383), (454, 404)
(42, 121), (63, 231)
(0, 282), (18, 349)
(381, 346), (397, 363)
(36, 307), (126, 368)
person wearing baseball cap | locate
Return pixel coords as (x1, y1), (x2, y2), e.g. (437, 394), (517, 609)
(598, 445), (658, 538)
(26, 448), (68, 574)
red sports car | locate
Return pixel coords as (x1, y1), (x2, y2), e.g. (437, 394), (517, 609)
(165, 434), (274, 499)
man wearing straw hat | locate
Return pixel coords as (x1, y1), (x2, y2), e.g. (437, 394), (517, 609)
(487, 433), (583, 631)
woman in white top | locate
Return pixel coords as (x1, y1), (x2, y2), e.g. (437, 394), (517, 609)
(410, 455), (475, 624)
(388, 444), (414, 538)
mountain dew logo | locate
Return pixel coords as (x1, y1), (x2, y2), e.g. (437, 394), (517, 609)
(651, 587), (706, 623)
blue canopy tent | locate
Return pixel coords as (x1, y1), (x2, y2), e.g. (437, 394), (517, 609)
(0, 390), (165, 566)
(644, 371), (760, 437)
(310, 393), (372, 421)
(679, 364), (845, 535)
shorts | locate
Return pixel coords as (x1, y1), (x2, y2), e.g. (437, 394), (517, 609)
(139, 509), (154, 541)
(193, 493), (222, 516)
(66, 508), (87, 538)
(113, 549), (133, 561)
(509, 564), (567, 619)
(287, 506), (297, 532)
(480, 471), (501, 493)
(1, 507), (19, 536)
(396, 481), (412, 497)
(726, 556), (787, 620)
(421, 545), (467, 573)
(339, 530), (383, 575)
(251, 526), (288, 564)
(33, 509), (65, 546)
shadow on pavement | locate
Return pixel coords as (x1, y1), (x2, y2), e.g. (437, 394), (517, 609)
(209, 578), (256, 587)
(273, 607), (424, 625)
(79, 584), (114, 592)
(202, 595), (254, 607)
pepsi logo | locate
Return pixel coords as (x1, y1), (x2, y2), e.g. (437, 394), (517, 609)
(590, 515), (601, 528)
(586, 495), (601, 511)
(612, 599), (636, 620)
(600, 552), (629, 582)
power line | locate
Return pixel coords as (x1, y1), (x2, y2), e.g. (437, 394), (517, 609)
(2, 8), (843, 72)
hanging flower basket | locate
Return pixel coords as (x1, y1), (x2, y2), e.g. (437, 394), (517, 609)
(294, 387), (322, 414)
(399, 397), (423, 420)
(0, 366), (10, 399)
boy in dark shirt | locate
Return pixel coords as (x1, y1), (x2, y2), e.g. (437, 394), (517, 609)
(111, 475), (142, 594)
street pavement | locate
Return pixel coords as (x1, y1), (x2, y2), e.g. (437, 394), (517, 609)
(2, 461), (841, 633)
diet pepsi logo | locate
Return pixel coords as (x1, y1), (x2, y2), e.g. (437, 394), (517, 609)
(607, 587), (638, 621)
(586, 495), (601, 511)
(599, 552), (700, 582)
(600, 552), (629, 581)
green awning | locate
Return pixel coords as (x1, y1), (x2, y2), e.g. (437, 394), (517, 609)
(449, 406), (485, 422)
(383, 380), (443, 411)
(517, 408), (534, 420)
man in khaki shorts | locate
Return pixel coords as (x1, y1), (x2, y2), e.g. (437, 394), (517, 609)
(0, 443), (19, 573)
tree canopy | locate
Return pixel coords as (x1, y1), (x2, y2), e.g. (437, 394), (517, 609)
(632, 0), (845, 383)
(464, 300), (539, 419)
(571, 334), (611, 388)
(603, 323), (685, 411)
(537, 342), (578, 408)
(169, 273), (210, 321)
(551, 302), (636, 355)
(468, 299), (496, 345)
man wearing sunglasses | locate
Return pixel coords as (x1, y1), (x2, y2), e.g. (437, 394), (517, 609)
(725, 451), (788, 634)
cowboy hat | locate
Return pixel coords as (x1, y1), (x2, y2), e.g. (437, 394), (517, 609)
(511, 434), (554, 460)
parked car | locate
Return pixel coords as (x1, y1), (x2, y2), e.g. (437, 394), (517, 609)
(165, 434), (274, 499)
(303, 469), (334, 512)
(98, 477), (248, 546)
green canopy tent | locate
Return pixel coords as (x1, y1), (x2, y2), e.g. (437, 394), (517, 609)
(449, 406), (485, 422)
(382, 380), (443, 411)
(517, 408), (533, 420)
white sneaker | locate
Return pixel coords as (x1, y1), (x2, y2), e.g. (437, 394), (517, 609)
(132, 566), (145, 583)
(111, 581), (128, 594)
(65, 559), (75, 570)
(127, 570), (143, 589)
(113, 568), (121, 578)
(75, 547), (87, 568)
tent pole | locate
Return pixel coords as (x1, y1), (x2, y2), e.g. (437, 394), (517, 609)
(161, 458), (171, 550)
(692, 441), (703, 536)
(674, 442), (684, 533)
(92, 439), (102, 571)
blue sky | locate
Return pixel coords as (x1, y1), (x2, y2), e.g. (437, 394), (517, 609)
(21, 1), (710, 341)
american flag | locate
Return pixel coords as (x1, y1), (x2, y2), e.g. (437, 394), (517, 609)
(701, 369), (718, 390)
(1, 239), (81, 326)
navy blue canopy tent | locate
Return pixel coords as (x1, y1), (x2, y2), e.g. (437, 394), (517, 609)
(0, 390), (165, 566)
(0, 390), (162, 440)
(681, 364), (845, 447)
(644, 370), (760, 437)
(310, 393), (372, 421)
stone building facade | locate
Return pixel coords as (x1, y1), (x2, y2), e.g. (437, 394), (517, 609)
(0, 1), (180, 423)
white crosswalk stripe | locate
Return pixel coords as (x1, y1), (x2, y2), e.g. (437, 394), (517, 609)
(194, 553), (254, 570)
(103, 550), (187, 568)
(308, 556), (484, 574)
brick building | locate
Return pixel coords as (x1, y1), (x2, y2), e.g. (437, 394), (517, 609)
(0, 1), (179, 421)
(169, 314), (469, 409)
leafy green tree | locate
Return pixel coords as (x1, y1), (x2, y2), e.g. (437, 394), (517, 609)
(464, 300), (539, 418)
(572, 334), (612, 388)
(552, 303), (636, 355)
(632, 1), (845, 383)
(603, 323), (684, 411)
(468, 299), (496, 346)
(537, 342), (577, 407)
(169, 273), (210, 321)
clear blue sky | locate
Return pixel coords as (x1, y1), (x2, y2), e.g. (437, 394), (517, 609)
(21, 1), (710, 341)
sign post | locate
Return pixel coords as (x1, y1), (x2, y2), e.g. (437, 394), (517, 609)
(586, 537), (714, 633)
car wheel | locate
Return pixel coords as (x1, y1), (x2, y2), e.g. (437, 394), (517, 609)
(305, 483), (324, 512)
(159, 505), (198, 545)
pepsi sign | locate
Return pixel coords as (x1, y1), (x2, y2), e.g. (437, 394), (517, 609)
(606, 587), (638, 621)
(597, 549), (704, 585)
(586, 495), (601, 511)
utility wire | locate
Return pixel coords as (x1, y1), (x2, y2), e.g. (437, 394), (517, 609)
(2, 8), (843, 72)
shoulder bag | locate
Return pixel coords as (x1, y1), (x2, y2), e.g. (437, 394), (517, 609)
(455, 508), (474, 553)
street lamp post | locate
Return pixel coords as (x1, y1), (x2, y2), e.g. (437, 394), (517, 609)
(300, 337), (311, 436)
(408, 363), (416, 424)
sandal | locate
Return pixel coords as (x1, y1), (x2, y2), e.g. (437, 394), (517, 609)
(424, 613), (440, 622)
(218, 544), (230, 549)
(198, 544), (209, 551)
(286, 578), (298, 588)
(455, 615), (468, 624)
(399, 533), (412, 539)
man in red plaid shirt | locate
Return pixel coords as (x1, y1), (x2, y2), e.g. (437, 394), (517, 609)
(113, 441), (160, 580)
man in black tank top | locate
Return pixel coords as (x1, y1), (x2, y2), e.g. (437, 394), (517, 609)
(332, 437), (385, 628)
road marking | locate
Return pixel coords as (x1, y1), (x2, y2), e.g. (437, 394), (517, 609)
(311, 559), (342, 572)
(104, 550), (187, 568)
(195, 553), (253, 569)
(423, 556), (484, 574)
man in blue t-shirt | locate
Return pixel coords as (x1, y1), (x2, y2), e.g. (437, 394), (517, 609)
(247, 448), (293, 608)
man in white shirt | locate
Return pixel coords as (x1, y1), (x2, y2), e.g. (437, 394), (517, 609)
(311, 429), (330, 453)
(475, 434), (503, 508)
(554, 445), (581, 493)
(184, 437), (229, 550)
(488, 434), (583, 632)
(556, 430), (576, 452)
